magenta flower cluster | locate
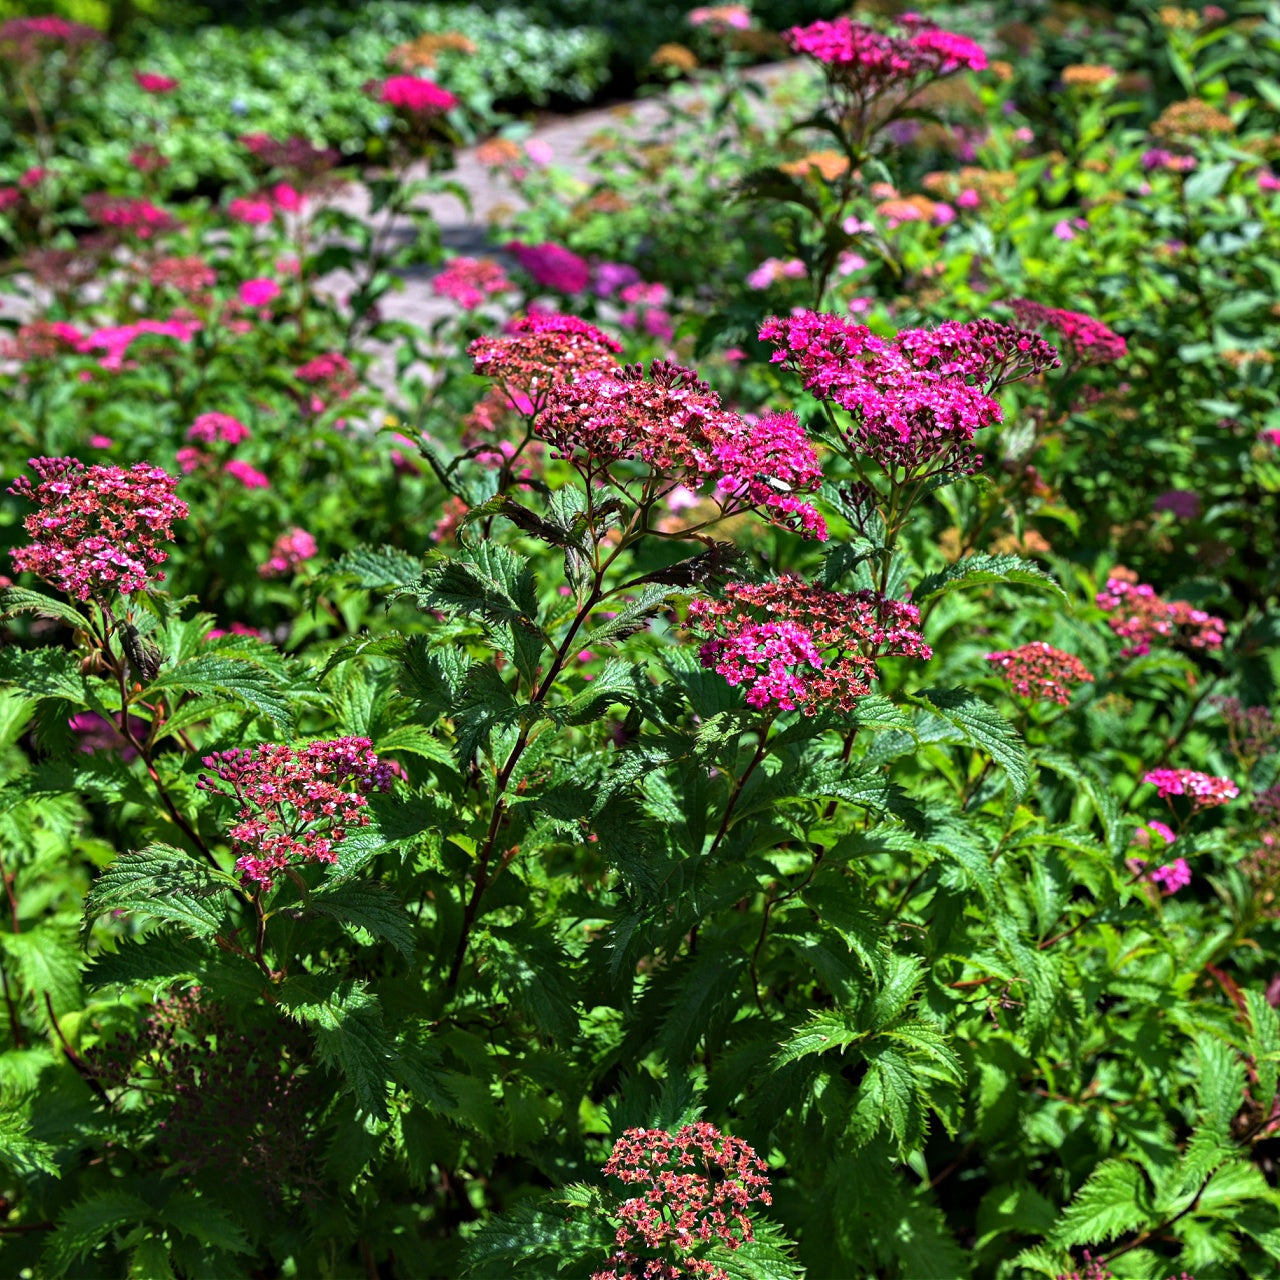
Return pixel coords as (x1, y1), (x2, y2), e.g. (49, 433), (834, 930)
(1009, 299), (1127, 366)
(760, 311), (1045, 478)
(8, 456), (187, 601)
(259, 528), (318, 579)
(196, 738), (395, 889)
(1144, 768), (1238, 810)
(372, 75), (457, 115)
(591, 1123), (771, 1280)
(432, 256), (513, 309)
(688, 576), (931, 714)
(538, 360), (827, 536)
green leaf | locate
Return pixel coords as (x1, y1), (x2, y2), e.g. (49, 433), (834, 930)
(42, 1190), (156, 1277)
(277, 975), (393, 1120)
(1247, 990), (1280, 1116)
(0, 921), (83, 1020)
(83, 844), (240, 939)
(327, 543), (423, 591)
(1051, 1159), (1153, 1248)
(915, 688), (1031, 799)
(0, 1101), (60, 1177)
(0, 586), (92, 633)
(912, 555), (1066, 606)
(309, 881), (415, 958)
(0, 647), (89, 705)
(453, 662), (523, 764)
(147, 655), (294, 731)
(460, 1191), (612, 1276)
(161, 1192), (252, 1255)
(772, 1009), (865, 1066)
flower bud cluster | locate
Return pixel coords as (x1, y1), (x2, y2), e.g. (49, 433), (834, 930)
(8, 456), (187, 600)
(591, 1123), (771, 1280)
(984, 641), (1094, 705)
(688, 576), (931, 714)
(1095, 567), (1225, 657)
(196, 737), (394, 889)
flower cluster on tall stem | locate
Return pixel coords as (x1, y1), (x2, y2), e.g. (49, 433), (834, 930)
(688, 576), (931, 714)
(985, 642), (1094, 705)
(1143, 768), (1238, 812)
(785, 13), (987, 154)
(8, 456), (187, 601)
(196, 738), (395, 890)
(591, 1123), (772, 1280)
(538, 359), (828, 537)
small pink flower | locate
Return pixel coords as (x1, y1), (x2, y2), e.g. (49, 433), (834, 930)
(224, 459), (270, 490)
(271, 183), (304, 213)
(227, 195), (275, 225)
(176, 446), (208, 473)
(18, 166), (44, 189)
(524, 138), (553, 166)
(1258, 170), (1280, 193)
(259, 528), (317, 577)
(1150, 857), (1192, 894)
(238, 277), (280, 307)
(1153, 489), (1201, 520)
(134, 70), (179, 94)
(373, 75), (458, 115)
(957, 188), (981, 209)
(1261, 428), (1280, 447)
(89, 434), (113, 449)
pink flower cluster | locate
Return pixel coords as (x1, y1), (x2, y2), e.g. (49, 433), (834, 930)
(372, 75), (457, 115)
(469, 312), (623, 412)
(0, 17), (102, 59)
(505, 241), (592, 294)
(591, 1123), (771, 1280)
(187, 413), (250, 446)
(149, 255), (216, 294)
(687, 5), (752, 32)
(760, 310), (1009, 477)
(8, 457), (187, 600)
(432, 256), (512, 309)
(985, 642), (1094, 705)
(259, 528), (318, 578)
(134, 70), (179, 93)
(688, 576), (931, 713)
(1149, 857), (1192, 894)
(539, 361), (827, 536)
(1144, 768), (1238, 809)
(1096, 567), (1225, 657)
(294, 352), (357, 412)
(896, 319), (1060, 390)
(238, 277), (280, 307)
(1009, 299), (1127, 366)
(2, 320), (85, 361)
(82, 194), (176, 239)
(77, 318), (199, 372)
(196, 738), (394, 889)
(786, 14), (986, 98)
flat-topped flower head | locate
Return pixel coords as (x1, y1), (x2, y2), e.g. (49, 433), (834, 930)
(540, 362), (827, 536)
(896, 320), (1061, 389)
(8, 457), (187, 601)
(688, 576), (931, 714)
(985, 641), (1094, 705)
(432, 256), (512, 309)
(372, 74), (457, 115)
(1008, 299), (1126, 366)
(506, 241), (591, 294)
(196, 737), (394, 889)
(0, 16), (101, 62)
(259, 528), (317, 578)
(759, 310), (882, 399)
(1144, 768), (1238, 810)
(83, 194), (177, 240)
(1096, 567), (1225, 657)
(469, 312), (622, 413)
(591, 1123), (771, 1280)
(187, 413), (250, 446)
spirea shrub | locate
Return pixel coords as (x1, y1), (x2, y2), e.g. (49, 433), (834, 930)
(0, 4), (1279, 1279)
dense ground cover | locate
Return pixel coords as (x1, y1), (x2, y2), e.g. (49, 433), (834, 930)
(1, 2), (1279, 1278)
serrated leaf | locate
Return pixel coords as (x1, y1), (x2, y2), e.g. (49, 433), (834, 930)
(916, 687), (1030, 799)
(0, 921), (83, 1019)
(0, 586), (92, 632)
(460, 1194), (612, 1276)
(0, 647), (89, 705)
(327, 543), (423, 590)
(277, 975), (392, 1120)
(453, 662), (523, 764)
(309, 881), (415, 958)
(1050, 1160), (1153, 1248)
(83, 844), (239, 939)
(161, 1193), (252, 1254)
(0, 1103), (60, 1177)
(773, 1009), (865, 1065)
(42, 1190), (156, 1276)
(147, 655), (294, 731)
(913, 555), (1065, 605)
